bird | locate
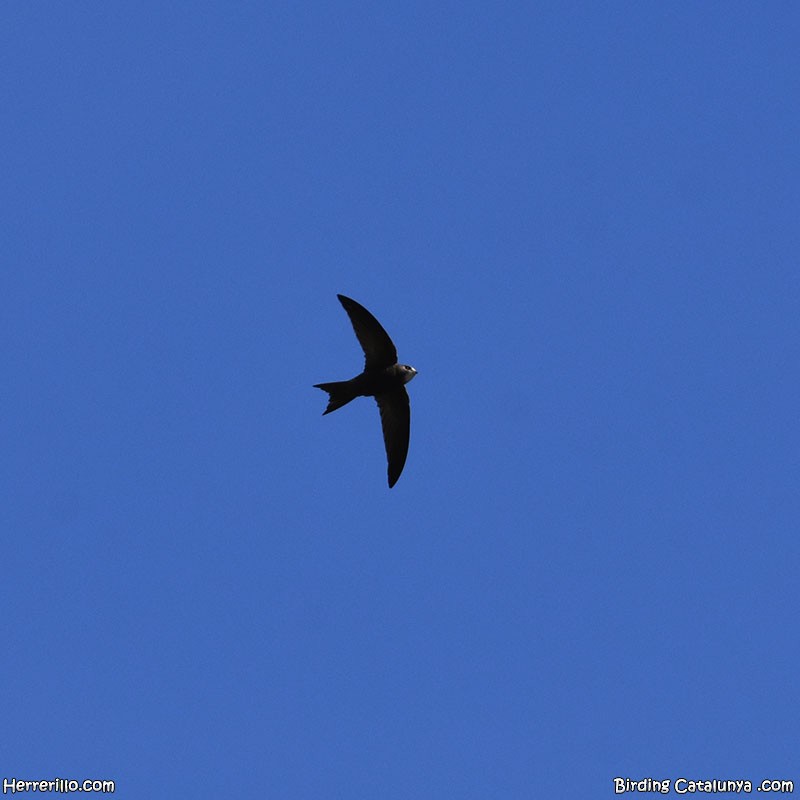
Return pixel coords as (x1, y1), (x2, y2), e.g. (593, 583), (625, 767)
(314, 294), (417, 488)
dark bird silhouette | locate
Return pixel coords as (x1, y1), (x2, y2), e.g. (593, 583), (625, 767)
(314, 294), (417, 488)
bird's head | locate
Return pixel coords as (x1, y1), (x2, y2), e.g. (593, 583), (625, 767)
(399, 365), (417, 384)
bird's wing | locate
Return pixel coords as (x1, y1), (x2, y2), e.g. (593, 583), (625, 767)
(337, 294), (398, 370)
(375, 388), (410, 488)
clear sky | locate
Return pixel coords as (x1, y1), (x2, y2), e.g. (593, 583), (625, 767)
(4, 4), (798, 798)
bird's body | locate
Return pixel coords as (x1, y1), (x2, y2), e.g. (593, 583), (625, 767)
(316, 364), (416, 413)
(314, 295), (417, 488)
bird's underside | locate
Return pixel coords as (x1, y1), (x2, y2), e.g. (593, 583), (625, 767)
(314, 295), (416, 488)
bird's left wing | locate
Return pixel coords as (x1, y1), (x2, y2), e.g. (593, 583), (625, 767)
(375, 387), (410, 488)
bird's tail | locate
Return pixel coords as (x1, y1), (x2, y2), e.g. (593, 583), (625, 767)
(313, 380), (358, 415)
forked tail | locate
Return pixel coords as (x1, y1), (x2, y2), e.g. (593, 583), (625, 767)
(313, 381), (358, 415)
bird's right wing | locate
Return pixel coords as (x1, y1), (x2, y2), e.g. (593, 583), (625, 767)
(338, 294), (398, 370)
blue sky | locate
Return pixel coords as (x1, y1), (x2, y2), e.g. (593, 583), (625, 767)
(3, 3), (798, 798)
